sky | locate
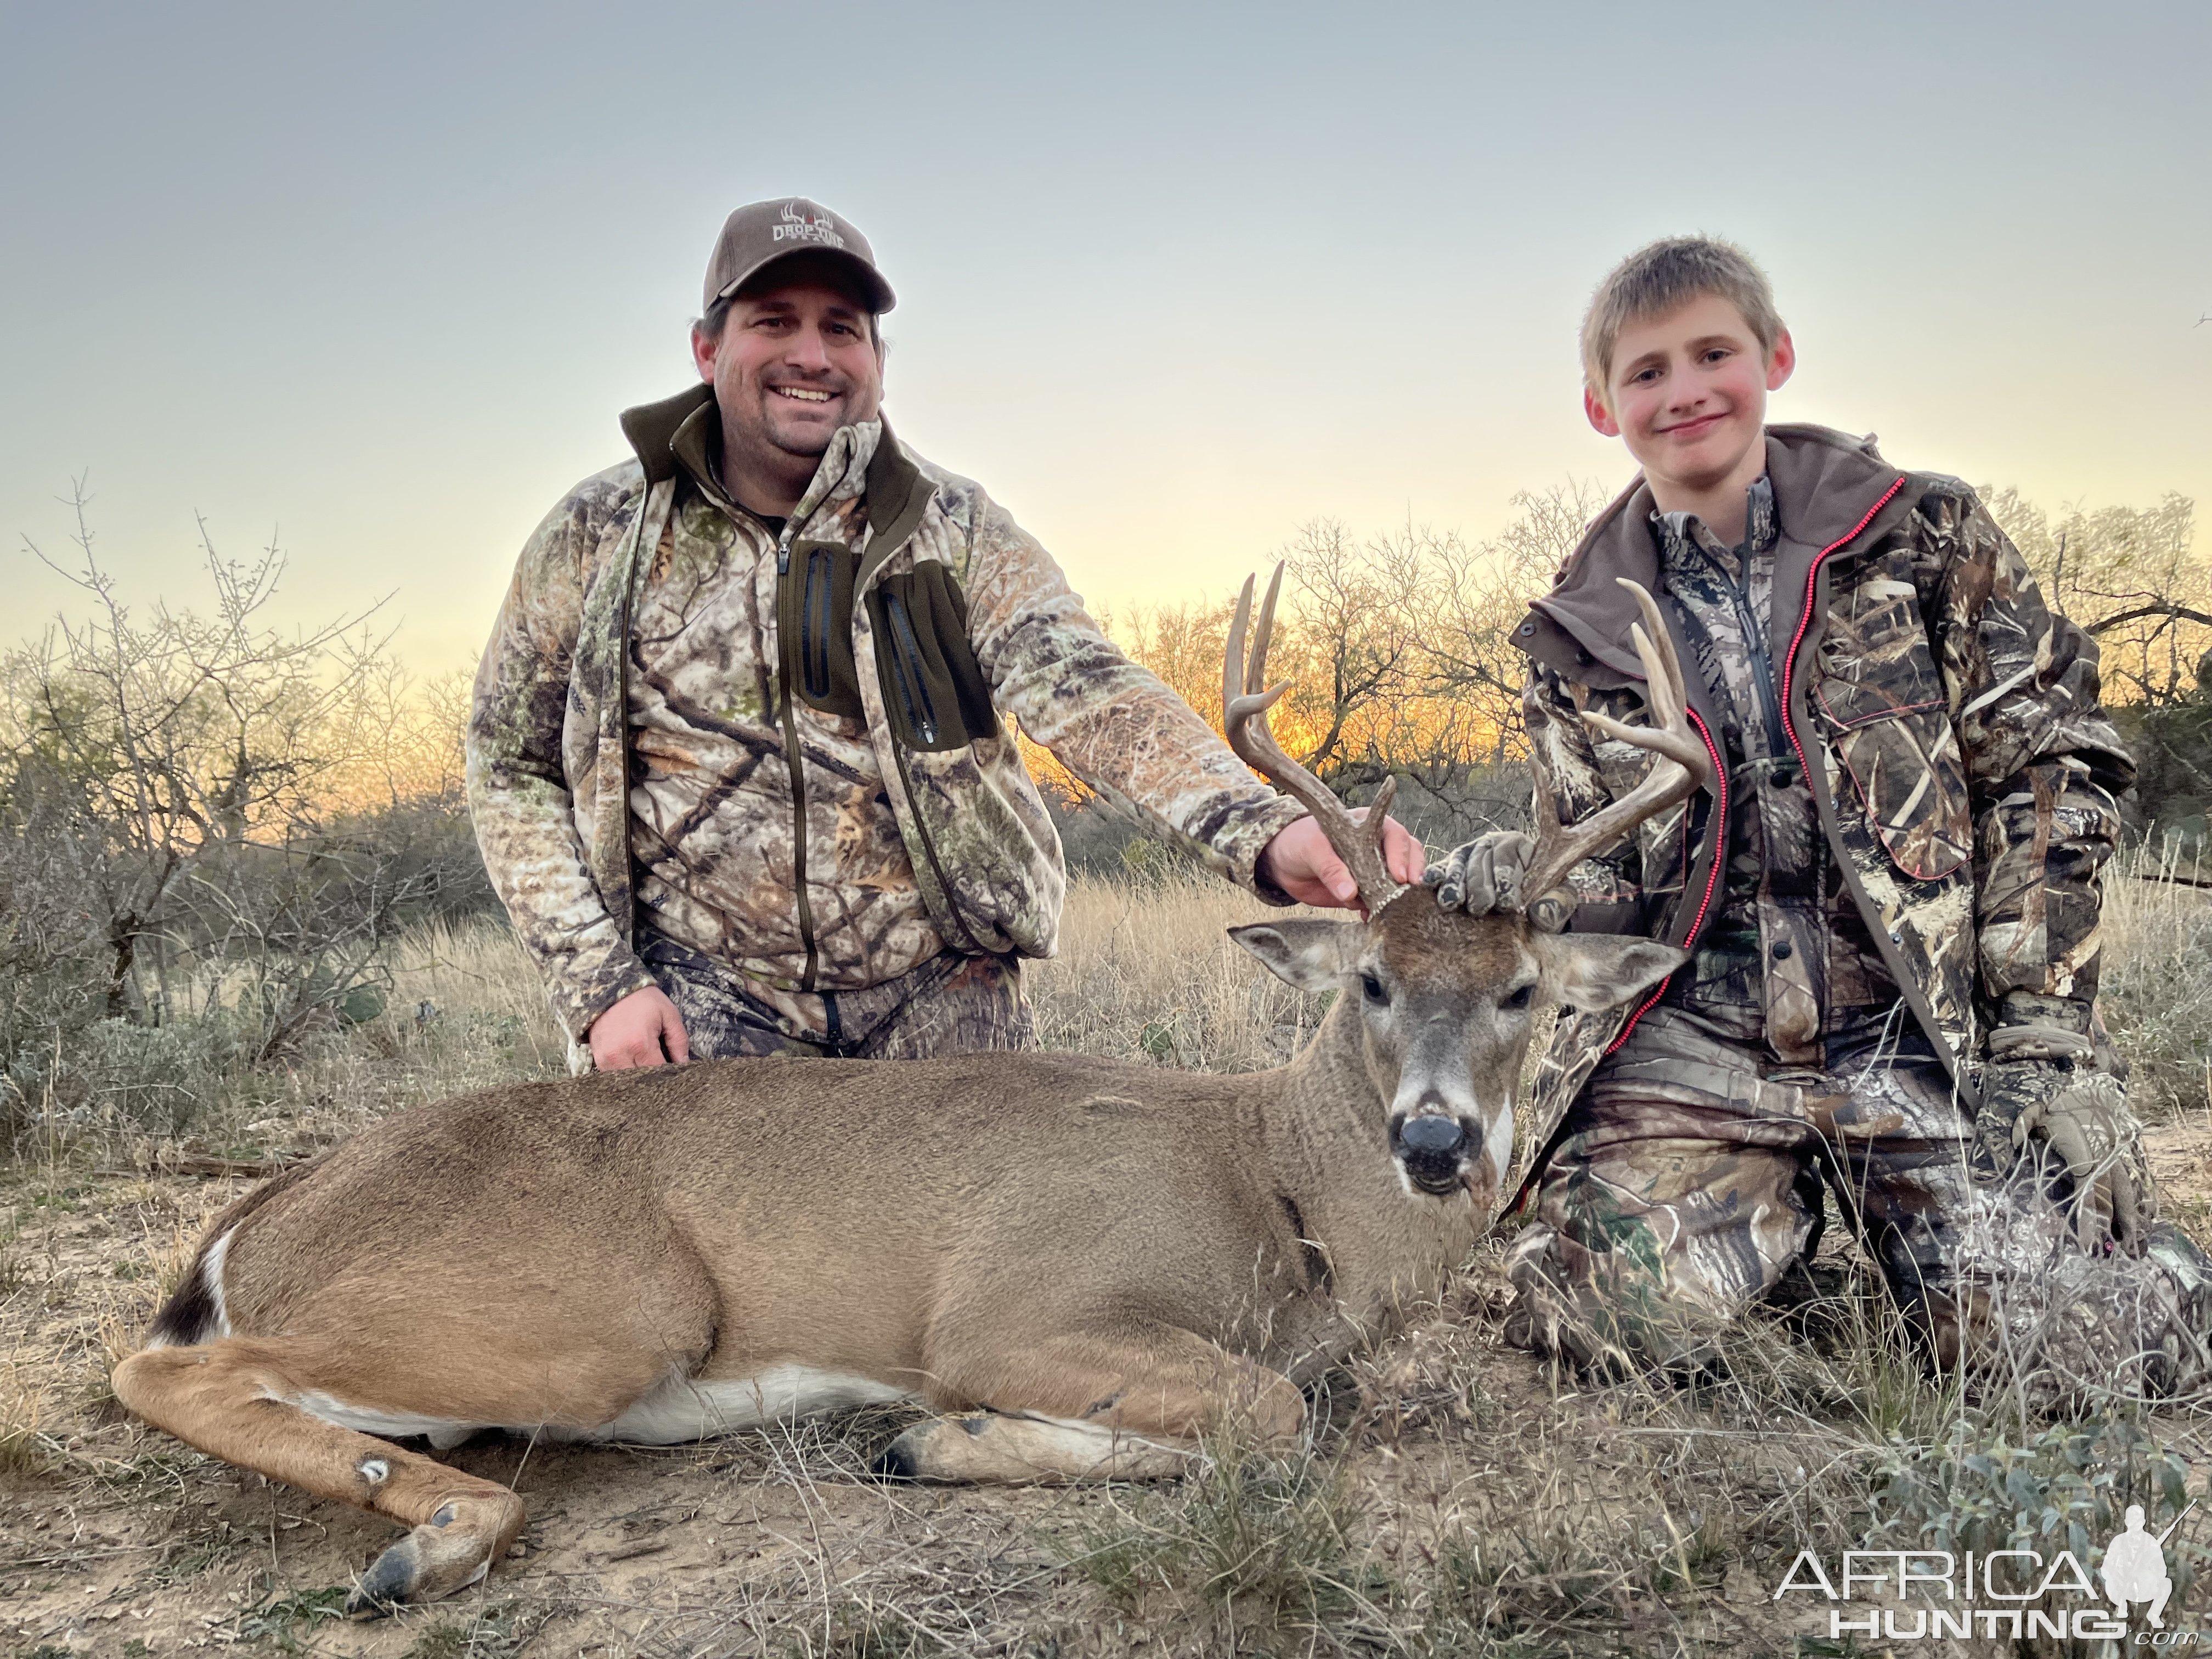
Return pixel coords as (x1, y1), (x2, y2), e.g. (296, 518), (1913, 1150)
(4, 1), (2208, 675)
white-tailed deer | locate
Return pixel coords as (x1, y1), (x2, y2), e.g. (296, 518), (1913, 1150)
(113, 573), (1706, 1612)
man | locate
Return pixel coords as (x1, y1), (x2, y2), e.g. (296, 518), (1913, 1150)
(469, 197), (1418, 1071)
(1429, 235), (2210, 1405)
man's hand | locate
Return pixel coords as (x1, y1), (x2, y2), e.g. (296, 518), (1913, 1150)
(1257, 812), (1425, 911)
(589, 984), (692, 1071)
(1976, 1026), (2147, 1251)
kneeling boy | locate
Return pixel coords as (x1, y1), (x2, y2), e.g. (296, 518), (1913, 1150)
(1433, 236), (2210, 1403)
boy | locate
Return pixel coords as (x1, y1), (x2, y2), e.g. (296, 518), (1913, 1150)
(1430, 236), (2210, 1403)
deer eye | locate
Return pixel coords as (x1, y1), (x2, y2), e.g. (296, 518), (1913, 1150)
(1502, 983), (1534, 1011)
(1360, 972), (1387, 1005)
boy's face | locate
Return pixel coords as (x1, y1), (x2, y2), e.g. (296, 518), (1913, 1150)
(1585, 294), (1795, 498)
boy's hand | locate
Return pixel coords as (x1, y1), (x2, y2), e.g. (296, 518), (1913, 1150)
(589, 984), (692, 1071)
(1258, 812), (1425, 911)
(1976, 1040), (2147, 1252)
(1424, 832), (1582, 932)
(1425, 832), (1537, 917)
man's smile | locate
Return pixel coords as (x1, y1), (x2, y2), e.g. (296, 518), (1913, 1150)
(772, 386), (837, 403)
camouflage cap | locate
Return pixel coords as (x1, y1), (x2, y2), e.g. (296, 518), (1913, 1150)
(703, 198), (896, 315)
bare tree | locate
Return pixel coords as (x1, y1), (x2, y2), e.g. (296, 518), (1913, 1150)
(1279, 518), (1424, 780)
(1985, 488), (2208, 706)
(8, 485), (391, 1018)
(0, 484), (481, 1063)
(1423, 481), (1611, 763)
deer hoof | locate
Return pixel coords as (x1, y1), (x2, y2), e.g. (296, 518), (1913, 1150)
(345, 1500), (505, 1615)
(871, 1436), (922, 1482)
(874, 1413), (989, 1482)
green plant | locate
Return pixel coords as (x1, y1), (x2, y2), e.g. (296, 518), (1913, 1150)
(238, 1584), (348, 1652)
(1870, 1414), (2202, 1596)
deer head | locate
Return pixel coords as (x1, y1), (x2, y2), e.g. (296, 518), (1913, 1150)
(1219, 567), (1706, 1213)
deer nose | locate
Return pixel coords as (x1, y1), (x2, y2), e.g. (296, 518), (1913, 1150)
(1398, 1115), (1465, 1157)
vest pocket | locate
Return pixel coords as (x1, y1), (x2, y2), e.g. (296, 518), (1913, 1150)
(867, 565), (1001, 753)
(1812, 565), (1972, 880)
(780, 542), (865, 719)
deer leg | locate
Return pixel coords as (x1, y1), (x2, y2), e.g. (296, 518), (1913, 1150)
(113, 1339), (525, 1613)
(879, 1326), (1305, 1483)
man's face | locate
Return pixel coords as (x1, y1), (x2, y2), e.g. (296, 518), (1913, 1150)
(692, 279), (884, 465)
(1586, 293), (1794, 497)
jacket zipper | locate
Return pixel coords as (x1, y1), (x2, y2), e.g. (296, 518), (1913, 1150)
(611, 486), (659, 951)
(774, 524), (822, 992)
(889, 731), (989, 958)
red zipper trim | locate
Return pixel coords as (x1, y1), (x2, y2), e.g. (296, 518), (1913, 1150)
(1778, 476), (1905, 815)
(1604, 706), (1725, 1056)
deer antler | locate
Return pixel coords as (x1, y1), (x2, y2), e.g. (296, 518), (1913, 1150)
(1516, 579), (1716, 907)
(1223, 565), (1403, 913)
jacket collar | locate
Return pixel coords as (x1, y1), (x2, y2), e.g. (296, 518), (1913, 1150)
(620, 384), (714, 486)
(1522, 424), (1910, 689)
(616, 386), (930, 568)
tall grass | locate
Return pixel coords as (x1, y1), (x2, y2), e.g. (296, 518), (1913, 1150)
(1028, 874), (1331, 1070)
(2100, 837), (2212, 1120)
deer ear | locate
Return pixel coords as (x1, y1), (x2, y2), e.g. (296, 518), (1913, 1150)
(1228, 921), (1361, 994)
(1533, 934), (1690, 1013)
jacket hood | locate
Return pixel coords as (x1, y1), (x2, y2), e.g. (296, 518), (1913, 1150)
(1521, 424), (1910, 689)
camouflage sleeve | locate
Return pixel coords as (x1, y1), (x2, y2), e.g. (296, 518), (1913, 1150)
(954, 490), (1305, 896)
(1924, 486), (2135, 1037)
(1524, 662), (1645, 920)
(465, 487), (656, 1041)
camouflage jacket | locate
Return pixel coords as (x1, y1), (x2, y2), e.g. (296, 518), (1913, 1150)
(1649, 476), (1896, 1060)
(467, 385), (1303, 1050)
(1514, 424), (2133, 1188)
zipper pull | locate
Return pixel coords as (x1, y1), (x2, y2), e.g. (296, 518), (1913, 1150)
(776, 522), (795, 576)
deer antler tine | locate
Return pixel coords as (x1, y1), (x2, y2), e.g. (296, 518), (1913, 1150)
(1217, 566), (1403, 913)
(1515, 578), (1713, 906)
(1224, 573), (1256, 721)
(1365, 774), (1399, 857)
(1618, 579), (1686, 723)
(1249, 562), (1285, 698)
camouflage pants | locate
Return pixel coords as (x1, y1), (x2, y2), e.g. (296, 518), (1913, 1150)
(1507, 1003), (2212, 1407)
(641, 931), (1036, 1059)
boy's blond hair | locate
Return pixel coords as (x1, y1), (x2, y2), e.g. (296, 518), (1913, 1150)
(1581, 236), (1783, 408)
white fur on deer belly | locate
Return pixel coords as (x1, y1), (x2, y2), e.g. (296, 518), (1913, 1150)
(290, 1392), (489, 1451)
(285, 1367), (914, 1450)
(590, 1367), (917, 1445)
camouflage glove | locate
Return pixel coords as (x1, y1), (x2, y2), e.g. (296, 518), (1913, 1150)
(1425, 832), (1572, 930)
(1975, 1023), (2148, 1252)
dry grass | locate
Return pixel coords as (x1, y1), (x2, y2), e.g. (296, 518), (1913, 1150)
(1029, 875), (1330, 1071)
(2099, 837), (2212, 1120)
(3, 871), (2212, 1656)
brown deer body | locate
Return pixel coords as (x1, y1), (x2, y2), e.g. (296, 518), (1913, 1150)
(112, 573), (1705, 1612)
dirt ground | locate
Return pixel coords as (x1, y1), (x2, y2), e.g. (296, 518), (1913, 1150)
(7, 1125), (2212, 1657)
